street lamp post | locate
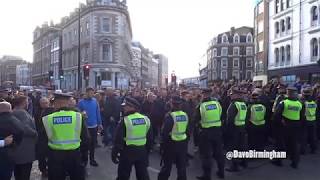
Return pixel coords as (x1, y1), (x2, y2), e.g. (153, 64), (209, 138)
(77, 4), (82, 90)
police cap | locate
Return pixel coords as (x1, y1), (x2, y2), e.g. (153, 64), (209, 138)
(286, 86), (298, 92)
(302, 87), (312, 95)
(53, 92), (73, 101)
(121, 97), (141, 109)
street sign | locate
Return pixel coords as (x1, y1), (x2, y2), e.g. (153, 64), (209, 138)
(101, 80), (112, 87)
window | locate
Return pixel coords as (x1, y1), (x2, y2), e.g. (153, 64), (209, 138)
(222, 34), (228, 43)
(280, 0), (284, 11)
(246, 58), (253, 67)
(275, 0), (279, 14)
(221, 58), (228, 68)
(286, 45), (291, 64)
(287, 17), (291, 30)
(258, 41), (264, 52)
(74, 29), (77, 38)
(221, 71), (227, 80)
(233, 47), (240, 56)
(101, 17), (111, 32)
(102, 44), (112, 62)
(221, 47), (228, 56)
(275, 22), (280, 34)
(232, 71), (239, 80)
(311, 38), (318, 59)
(258, 2), (264, 13)
(234, 34), (239, 43)
(86, 21), (90, 35)
(280, 46), (285, 65)
(233, 58), (239, 68)
(282, 75), (296, 85)
(246, 71), (252, 80)
(275, 48), (280, 66)
(258, 21), (264, 34)
(247, 34), (252, 43)
(213, 48), (217, 57)
(213, 71), (217, 80)
(312, 6), (318, 26)
(286, 0), (291, 8)
(246, 47), (253, 56)
(281, 19), (285, 32)
(213, 59), (217, 68)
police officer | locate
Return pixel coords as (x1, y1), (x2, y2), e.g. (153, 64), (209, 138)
(273, 87), (304, 168)
(42, 93), (89, 180)
(158, 96), (189, 180)
(246, 89), (267, 151)
(195, 88), (225, 180)
(300, 86), (317, 154)
(225, 87), (248, 172)
(112, 97), (152, 180)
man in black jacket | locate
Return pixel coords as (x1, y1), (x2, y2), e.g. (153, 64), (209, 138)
(0, 101), (24, 180)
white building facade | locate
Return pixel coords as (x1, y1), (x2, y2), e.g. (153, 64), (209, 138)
(268, 0), (320, 84)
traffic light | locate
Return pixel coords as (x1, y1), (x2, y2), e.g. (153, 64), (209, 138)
(49, 70), (54, 80)
(83, 64), (91, 80)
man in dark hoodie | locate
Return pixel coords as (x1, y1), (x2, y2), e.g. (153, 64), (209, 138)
(0, 101), (24, 180)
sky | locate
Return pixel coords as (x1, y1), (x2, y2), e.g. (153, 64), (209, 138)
(0, 0), (255, 78)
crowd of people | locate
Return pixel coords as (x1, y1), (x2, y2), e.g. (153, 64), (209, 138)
(1, 78), (320, 180)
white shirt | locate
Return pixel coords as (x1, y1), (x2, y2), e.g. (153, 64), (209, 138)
(0, 140), (4, 148)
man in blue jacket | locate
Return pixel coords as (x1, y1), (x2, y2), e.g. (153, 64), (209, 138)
(78, 87), (102, 167)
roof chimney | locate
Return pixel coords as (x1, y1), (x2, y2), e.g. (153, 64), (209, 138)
(230, 27), (235, 35)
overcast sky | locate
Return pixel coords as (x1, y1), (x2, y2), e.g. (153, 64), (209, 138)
(0, 0), (255, 78)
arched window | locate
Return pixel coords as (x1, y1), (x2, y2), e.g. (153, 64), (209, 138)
(311, 6), (318, 26)
(280, 0), (284, 11)
(275, 22), (280, 34)
(222, 34), (228, 43)
(286, 17), (291, 30)
(286, 0), (291, 8)
(286, 45), (291, 64)
(247, 33), (253, 43)
(275, 48), (280, 66)
(275, 0), (279, 14)
(311, 38), (318, 58)
(234, 34), (239, 43)
(280, 46), (285, 65)
(281, 19), (285, 32)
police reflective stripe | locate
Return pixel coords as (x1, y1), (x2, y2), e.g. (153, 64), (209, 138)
(75, 113), (82, 140)
(125, 136), (146, 140)
(42, 111), (82, 150)
(199, 101), (222, 128)
(50, 139), (81, 144)
(305, 101), (317, 121)
(170, 111), (188, 141)
(234, 101), (247, 126)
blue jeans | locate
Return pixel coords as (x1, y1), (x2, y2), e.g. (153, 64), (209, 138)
(103, 121), (116, 146)
(0, 157), (13, 180)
